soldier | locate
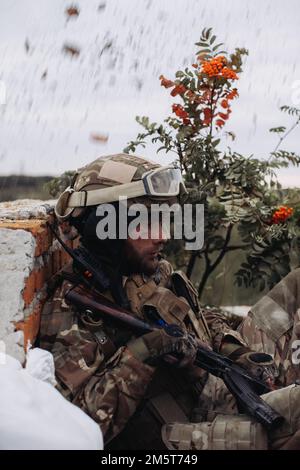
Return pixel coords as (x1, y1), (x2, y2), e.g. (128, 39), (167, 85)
(40, 153), (300, 450)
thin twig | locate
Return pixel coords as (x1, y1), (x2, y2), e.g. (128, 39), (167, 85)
(269, 116), (300, 163)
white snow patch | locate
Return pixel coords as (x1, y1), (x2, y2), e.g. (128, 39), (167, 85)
(0, 349), (103, 450)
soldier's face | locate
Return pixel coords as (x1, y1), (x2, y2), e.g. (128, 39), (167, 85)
(124, 221), (168, 275)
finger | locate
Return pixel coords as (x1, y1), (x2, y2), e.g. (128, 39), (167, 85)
(195, 340), (212, 351)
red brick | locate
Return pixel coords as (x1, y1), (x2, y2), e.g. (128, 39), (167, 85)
(0, 219), (52, 257)
(22, 271), (36, 307)
(33, 224), (54, 257)
(35, 266), (46, 291)
(2, 214), (79, 349)
(15, 303), (44, 349)
(22, 266), (50, 306)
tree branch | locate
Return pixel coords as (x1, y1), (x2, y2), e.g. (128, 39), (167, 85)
(186, 251), (199, 278)
(210, 224), (233, 272)
(273, 116), (300, 153)
(176, 140), (188, 173)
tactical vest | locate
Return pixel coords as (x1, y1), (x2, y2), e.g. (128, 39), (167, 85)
(106, 262), (212, 450)
(40, 260), (212, 449)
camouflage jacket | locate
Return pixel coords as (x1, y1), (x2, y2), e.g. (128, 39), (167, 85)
(39, 259), (246, 448)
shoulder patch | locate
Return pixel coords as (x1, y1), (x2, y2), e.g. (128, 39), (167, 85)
(250, 295), (293, 342)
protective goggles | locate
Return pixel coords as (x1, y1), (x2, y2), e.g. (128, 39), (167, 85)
(55, 165), (187, 220)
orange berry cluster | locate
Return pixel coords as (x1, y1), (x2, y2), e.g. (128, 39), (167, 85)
(271, 206), (294, 224)
(202, 56), (227, 74)
(221, 67), (238, 80)
(201, 56), (238, 80)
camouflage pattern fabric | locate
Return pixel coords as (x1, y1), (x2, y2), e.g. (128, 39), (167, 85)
(39, 262), (300, 449)
(237, 267), (300, 388)
(194, 269), (300, 423)
(40, 258), (248, 447)
(74, 153), (160, 192)
(164, 383), (300, 450)
(162, 414), (268, 450)
(56, 153), (179, 221)
(185, 268), (300, 449)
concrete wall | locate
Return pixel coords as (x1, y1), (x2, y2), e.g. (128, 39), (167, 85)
(0, 200), (74, 362)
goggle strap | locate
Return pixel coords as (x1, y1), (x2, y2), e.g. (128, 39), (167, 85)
(67, 180), (146, 207)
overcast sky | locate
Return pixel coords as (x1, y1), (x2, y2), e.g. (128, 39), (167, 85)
(0, 0), (299, 187)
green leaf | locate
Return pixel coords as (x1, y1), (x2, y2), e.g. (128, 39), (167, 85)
(212, 43), (224, 51)
(196, 48), (212, 55)
(196, 42), (209, 47)
(204, 27), (212, 39)
(280, 105), (300, 116)
(212, 138), (221, 147)
(213, 50), (227, 56)
(269, 126), (286, 133)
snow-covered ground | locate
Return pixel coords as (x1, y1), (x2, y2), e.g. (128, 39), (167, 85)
(0, 348), (103, 450)
(221, 305), (250, 317)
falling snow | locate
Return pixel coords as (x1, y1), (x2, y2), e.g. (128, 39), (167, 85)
(0, 0), (299, 187)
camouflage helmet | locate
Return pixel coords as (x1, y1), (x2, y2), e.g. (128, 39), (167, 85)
(55, 153), (186, 221)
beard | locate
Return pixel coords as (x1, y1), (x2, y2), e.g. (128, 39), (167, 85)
(123, 243), (161, 276)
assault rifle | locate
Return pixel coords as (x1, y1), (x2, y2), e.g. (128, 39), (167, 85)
(65, 284), (284, 431)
